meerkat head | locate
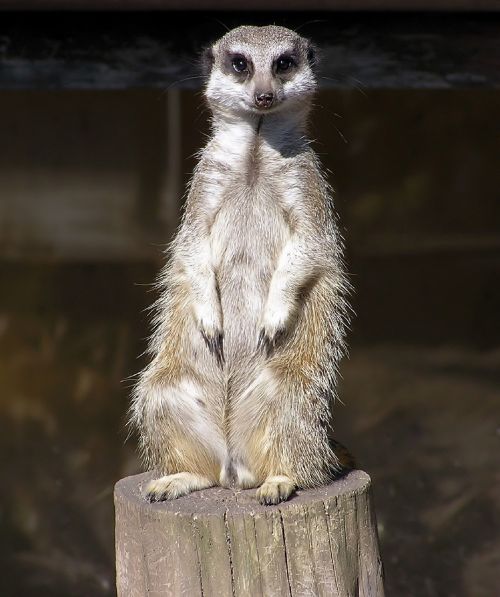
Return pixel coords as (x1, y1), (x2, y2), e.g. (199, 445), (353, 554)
(202, 25), (317, 119)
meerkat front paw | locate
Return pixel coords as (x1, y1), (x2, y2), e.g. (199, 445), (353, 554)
(195, 304), (224, 365)
(258, 300), (291, 355)
(145, 472), (214, 502)
(256, 475), (295, 505)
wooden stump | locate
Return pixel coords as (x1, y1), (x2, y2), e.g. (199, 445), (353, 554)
(115, 470), (384, 596)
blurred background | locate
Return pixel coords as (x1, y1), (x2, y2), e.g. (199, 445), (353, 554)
(0, 7), (499, 597)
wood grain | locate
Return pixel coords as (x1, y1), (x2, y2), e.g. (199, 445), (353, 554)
(115, 470), (384, 596)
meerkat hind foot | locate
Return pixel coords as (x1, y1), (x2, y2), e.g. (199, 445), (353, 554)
(145, 472), (214, 502)
(256, 475), (295, 505)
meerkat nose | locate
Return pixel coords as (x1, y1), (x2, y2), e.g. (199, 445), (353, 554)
(254, 92), (274, 109)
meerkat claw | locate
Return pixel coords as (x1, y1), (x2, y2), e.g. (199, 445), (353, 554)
(214, 331), (225, 365)
(257, 328), (268, 351)
(145, 491), (158, 503)
(201, 329), (224, 366)
(257, 328), (275, 356)
(257, 328), (285, 356)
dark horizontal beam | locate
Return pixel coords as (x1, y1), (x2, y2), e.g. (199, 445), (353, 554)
(0, 12), (499, 89)
(0, 1), (499, 10)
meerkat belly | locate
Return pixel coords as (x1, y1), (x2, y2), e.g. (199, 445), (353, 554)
(211, 186), (289, 362)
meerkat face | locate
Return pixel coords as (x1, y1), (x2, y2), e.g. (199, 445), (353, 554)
(203, 25), (317, 118)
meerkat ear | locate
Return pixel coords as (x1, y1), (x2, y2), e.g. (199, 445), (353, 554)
(200, 46), (215, 77)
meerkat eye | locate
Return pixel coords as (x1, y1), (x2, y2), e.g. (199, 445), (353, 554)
(276, 56), (294, 73)
(232, 56), (248, 73)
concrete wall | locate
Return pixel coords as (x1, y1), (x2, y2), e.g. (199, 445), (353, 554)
(0, 90), (185, 262)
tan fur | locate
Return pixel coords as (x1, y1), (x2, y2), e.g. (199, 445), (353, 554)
(131, 25), (351, 504)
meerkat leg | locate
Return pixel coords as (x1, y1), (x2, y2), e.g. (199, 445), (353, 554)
(145, 472), (214, 502)
(133, 375), (226, 502)
(256, 475), (295, 505)
(232, 357), (339, 505)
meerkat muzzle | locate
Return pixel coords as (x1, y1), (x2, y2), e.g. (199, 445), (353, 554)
(254, 92), (274, 109)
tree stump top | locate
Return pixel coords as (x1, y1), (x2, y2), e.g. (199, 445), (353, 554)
(115, 469), (371, 516)
(115, 470), (384, 596)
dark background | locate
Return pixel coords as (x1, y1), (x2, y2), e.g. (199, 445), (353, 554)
(0, 12), (499, 597)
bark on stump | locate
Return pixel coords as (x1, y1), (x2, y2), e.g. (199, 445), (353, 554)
(115, 470), (384, 596)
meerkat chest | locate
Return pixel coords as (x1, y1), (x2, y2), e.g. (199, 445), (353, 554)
(210, 181), (289, 274)
(207, 126), (294, 271)
(209, 125), (308, 279)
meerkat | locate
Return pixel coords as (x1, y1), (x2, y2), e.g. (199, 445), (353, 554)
(130, 25), (351, 505)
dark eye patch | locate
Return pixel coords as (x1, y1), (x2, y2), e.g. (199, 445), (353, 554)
(274, 54), (297, 75)
(224, 52), (252, 77)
